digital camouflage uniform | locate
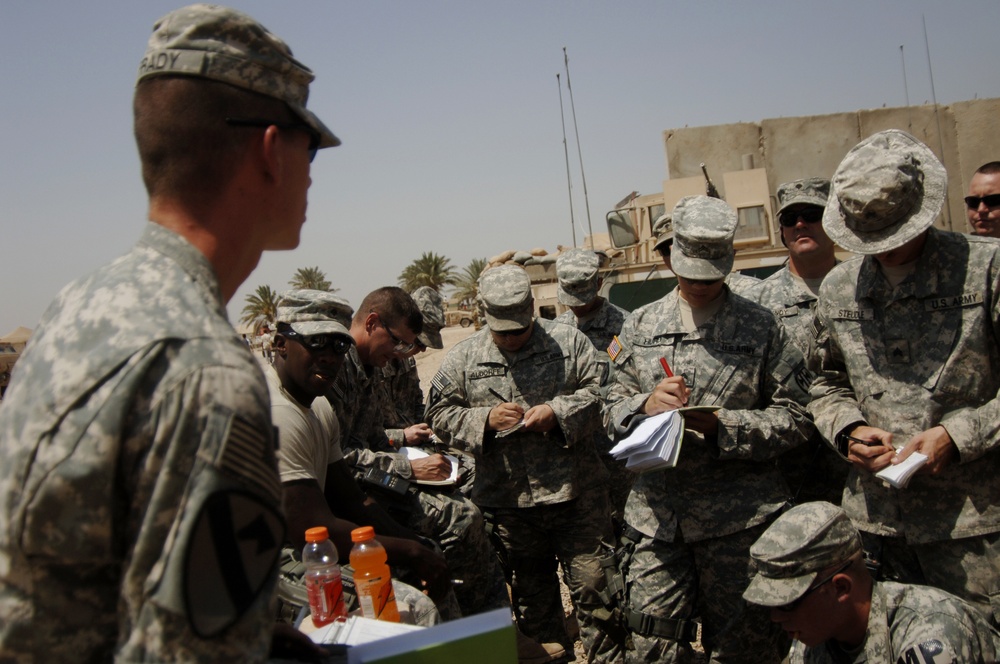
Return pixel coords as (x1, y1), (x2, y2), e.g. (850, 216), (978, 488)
(748, 266), (849, 505)
(266, 364), (442, 626)
(790, 582), (1000, 664)
(0, 224), (283, 662)
(554, 287), (633, 523)
(426, 313), (623, 661)
(328, 346), (508, 617)
(379, 355), (425, 448)
(745, 502), (1000, 664)
(811, 228), (1000, 620)
(604, 195), (814, 663)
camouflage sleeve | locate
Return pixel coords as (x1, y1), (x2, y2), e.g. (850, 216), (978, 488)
(384, 427), (406, 447)
(544, 330), (602, 446)
(714, 321), (816, 461)
(424, 345), (492, 454)
(602, 313), (655, 438)
(807, 306), (867, 448)
(342, 440), (413, 478)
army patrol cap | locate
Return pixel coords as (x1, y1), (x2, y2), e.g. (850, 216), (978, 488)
(137, 4), (340, 148)
(777, 178), (831, 217)
(478, 265), (534, 332)
(743, 502), (862, 607)
(823, 129), (945, 255)
(669, 196), (737, 281)
(556, 249), (601, 307)
(652, 213), (674, 252)
(276, 289), (353, 341)
(411, 286), (445, 350)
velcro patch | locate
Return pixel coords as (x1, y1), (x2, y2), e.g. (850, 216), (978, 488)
(218, 416), (281, 504)
(184, 490), (284, 637)
(833, 307), (874, 321)
(431, 371), (452, 393)
(925, 291), (984, 311)
(469, 366), (506, 380)
(607, 335), (623, 362)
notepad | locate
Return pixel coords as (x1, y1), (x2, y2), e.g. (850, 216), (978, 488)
(875, 451), (928, 489)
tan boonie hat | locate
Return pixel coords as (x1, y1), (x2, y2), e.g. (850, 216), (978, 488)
(652, 213), (674, 252)
(276, 289), (353, 341)
(743, 502), (862, 608)
(823, 129), (946, 255)
(670, 196), (737, 280)
(556, 249), (601, 307)
(137, 4), (339, 148)
(478, 265), (533, 332)
(777, 178), (831, 217)
(411, 286), (445, 350)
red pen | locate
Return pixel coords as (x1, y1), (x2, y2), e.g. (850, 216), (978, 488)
(659, 357), (674, 378)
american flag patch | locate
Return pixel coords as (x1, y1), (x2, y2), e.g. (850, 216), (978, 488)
(607, 335), (623, 362)
(219, 416), (282, 504)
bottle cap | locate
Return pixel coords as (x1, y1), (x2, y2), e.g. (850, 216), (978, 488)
(351, 526), (375, 542)
(305, 526), (329, 542)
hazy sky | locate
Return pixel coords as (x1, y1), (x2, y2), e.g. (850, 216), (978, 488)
(2, 1), (999, 335)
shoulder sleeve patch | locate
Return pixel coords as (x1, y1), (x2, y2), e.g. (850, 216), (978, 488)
(607, 335), (624, 362)
(217, 414), (282, 505)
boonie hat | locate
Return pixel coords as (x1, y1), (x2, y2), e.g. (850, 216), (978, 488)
(743, 502), (862, 608)
(652, 213), (674, 252)
(777, 178), (831, 217)
(411, 286), (445, 350)
(478, 265), (533, 332)
(670, 196), (737, 280)
(276, 289), (353, 341)
(823, 129), (945, 255)
(556, 249), (601, 307)
(137, 4), (339, 148)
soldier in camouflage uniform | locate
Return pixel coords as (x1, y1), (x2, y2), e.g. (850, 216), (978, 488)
(0, 5), (337, 661)
(746, 179), (849, 506)
(604, 196), (814, 663)
(744, 501), (1000, 663)
(651, 212), (760, 296)
(267, 290), (451, 626)
(553, 249), (633, 525)
(328, 287), (508, 619)
(426, 264), (625, 662)
(810, 129), (1000, 625)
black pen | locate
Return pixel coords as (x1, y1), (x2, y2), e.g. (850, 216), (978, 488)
(488, 387), (506, 403)
(845, 434), (885, 447)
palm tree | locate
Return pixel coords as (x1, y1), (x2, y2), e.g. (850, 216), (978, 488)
(452, 257), (487, 307)
(398, 252), (458, 293)
(289, 266), (335, 292)
(241, 284), (279, 329)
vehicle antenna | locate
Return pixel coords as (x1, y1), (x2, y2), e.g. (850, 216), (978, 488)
(564, 47), (594, 249)
(557, 73), (577, 247)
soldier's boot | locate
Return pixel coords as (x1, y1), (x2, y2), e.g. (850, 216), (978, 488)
(516, 628), (567, 664)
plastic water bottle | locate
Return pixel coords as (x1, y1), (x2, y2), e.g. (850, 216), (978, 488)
(303, 526), (347, 627)
(349, 526), (400, 622)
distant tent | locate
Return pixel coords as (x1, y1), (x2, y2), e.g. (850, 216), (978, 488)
(0, 327), (31, 353)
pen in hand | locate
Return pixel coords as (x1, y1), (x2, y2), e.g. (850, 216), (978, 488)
(488, 387), (507, 403)
(659, 357), (674, 378)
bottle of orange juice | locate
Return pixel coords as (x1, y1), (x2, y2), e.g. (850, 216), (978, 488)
(349, 526), (400, 622)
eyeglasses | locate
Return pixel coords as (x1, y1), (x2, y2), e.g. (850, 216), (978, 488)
(964, 194), (1000, 210)
(226, 117), (320, 162)
(775, 559), (853, 612)
(494, 327), (530, 337)
(779, 207), (824, 228)
(280, 327), (352, 355)
(375, 314), (416, 354)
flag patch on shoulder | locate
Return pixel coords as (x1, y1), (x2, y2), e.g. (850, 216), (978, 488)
(607, 335), (623, 362)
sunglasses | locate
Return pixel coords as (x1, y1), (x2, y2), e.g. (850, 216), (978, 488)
(375, 314), (416, 354)
(494, 327), (530, 337)
(226, 117), (320, 162)
(779, 207), (824, 228)
(964, 194), (1000, 210)
(280, 327), (352, 355)
(774, 559), (853, 613)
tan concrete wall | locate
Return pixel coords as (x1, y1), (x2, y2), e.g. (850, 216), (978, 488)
(663, 98), (1000, 234)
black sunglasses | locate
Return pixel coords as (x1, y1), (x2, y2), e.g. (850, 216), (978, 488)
(964, 194), (1000, 210)
(494, 327), (530, 337)
(279, 326), (351, 355)
(775, 559), (853, 612)
(226, 117), (320, 162)
(779, 207), (824, 228)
